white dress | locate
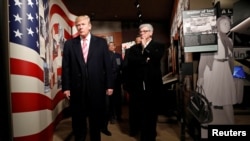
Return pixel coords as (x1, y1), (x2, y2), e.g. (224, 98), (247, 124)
(198, 34), (237, 139)
(205, 35), (237, 106)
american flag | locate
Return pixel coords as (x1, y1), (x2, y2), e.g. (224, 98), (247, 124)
(9, 0), (76, 140)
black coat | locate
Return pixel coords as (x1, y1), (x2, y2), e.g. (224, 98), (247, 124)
(125, 40), (165, 96)
(62, 35), (114, 113)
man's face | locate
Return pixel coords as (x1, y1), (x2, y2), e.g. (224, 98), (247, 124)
(75, 17), (91, 38)
(139, 27), (152, 40)
(109, 43), (116, 52)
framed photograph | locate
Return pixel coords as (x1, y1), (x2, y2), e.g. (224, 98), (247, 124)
(182, 8), (218, 52)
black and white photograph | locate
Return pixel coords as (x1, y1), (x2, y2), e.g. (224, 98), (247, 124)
(182, 8), (218, 52)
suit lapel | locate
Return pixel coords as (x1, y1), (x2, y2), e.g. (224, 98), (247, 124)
(87, 36), (96, 61)
(145, 40), (153, 51)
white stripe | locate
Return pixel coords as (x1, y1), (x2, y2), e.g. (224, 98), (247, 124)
(10, 75), (50, 97)
(12, 99), (67, 137)
(9, 42), (43, 70)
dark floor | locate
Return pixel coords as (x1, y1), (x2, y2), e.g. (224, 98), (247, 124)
(53, 104), (250, 141)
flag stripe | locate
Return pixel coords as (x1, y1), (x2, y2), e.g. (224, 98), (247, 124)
(64, 29), (72, 39)
(11, 90), (64, 113)
(13, 111), (63, 141)
(11, 75), (44, 94)
(10, 58), (44, 82)
(12, 100), (66, 137)
(9, 43), (43, 71)
(12, 93), (51, 112)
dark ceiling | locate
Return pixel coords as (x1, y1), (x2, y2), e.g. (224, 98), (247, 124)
(62, 0), (175, 23)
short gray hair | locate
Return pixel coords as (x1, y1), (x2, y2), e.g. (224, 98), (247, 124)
(139, 23), (154, 32)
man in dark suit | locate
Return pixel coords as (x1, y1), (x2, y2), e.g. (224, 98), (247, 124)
(124, 23), (165, 141)
(101, 42), (123, 136)
(108, 42), (123, 122)
(62, 15), (114, 141)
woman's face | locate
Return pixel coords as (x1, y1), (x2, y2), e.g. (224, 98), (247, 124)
(219, 18), (231, 33)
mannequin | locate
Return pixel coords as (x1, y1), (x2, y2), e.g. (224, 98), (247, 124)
(197, 15), (237, 139)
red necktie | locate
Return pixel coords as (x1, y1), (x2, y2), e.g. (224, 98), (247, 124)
(82, 39), (88, 62)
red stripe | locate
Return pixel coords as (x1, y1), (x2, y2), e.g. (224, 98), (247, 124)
(64, 29), (72, 39)
(13, 111), (64, 141)
(52, 90), (65, 108)
(53, 23), (59, 34)
(57, 67), (62, 75)
(49, 4), (74, 27)
(10, 58), (43, 82)
(11, 91), (64, 113)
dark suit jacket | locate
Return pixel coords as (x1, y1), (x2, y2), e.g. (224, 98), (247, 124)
(125, 40), (165, 96)
(113, 52), (123, 84)
(62, 35), (114, 113)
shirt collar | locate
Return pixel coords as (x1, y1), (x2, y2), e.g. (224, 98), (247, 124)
(144, 39), (152, 48)
(81, 33), (91, 41)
